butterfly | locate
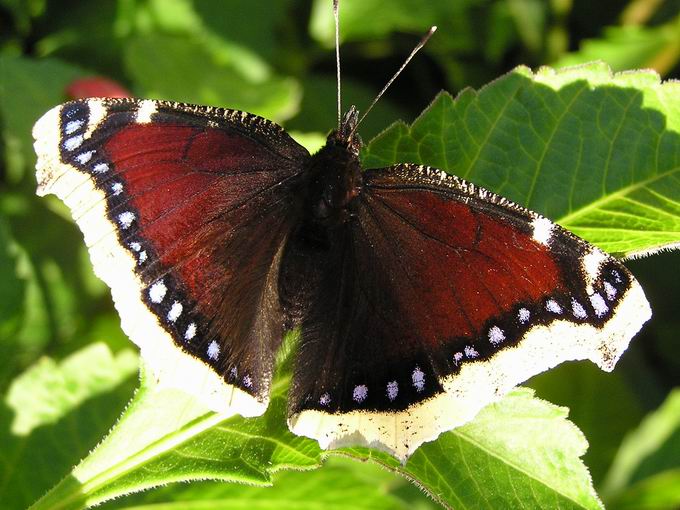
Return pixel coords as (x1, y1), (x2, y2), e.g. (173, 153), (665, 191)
(33, 89), (651, 461)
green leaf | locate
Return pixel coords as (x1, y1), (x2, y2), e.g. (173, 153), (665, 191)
(30, 359), (322, 510)
(194, 0), (296, 62)
(0, 216), (25, 342)
(310, 0), (440, 44)
(124, 34), (301, 122)
(555, 16), (680, 76)
(100, 457), (416, 510)
(506, 0), (547, 54)
(0, 56), (83, 182)
(289, 131), (326, 154)
(338, 388), (602, 510)
(0, 214), (27, 390)
(528, 363), (645, 485)
(607, 469), (680, 510)
(0, 0), (46, 35)
(309, 0), (489, 54)
(5, 343), (137, 436)
(0, 344), (137, 510)
(32, 369), (601, 510)
(32, 1), (121, 72)
(601, 388), (680, 508)
(362, 63), (680, 258)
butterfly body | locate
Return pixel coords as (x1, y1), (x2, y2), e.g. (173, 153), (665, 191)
(34, 97), (651, 460)
(301, 113), (362, 230)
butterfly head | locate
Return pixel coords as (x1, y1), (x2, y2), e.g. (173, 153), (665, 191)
(304, 106), (363, 227)
(333, 105), (362, 157)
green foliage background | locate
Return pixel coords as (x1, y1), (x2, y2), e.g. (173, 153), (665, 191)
(1, 0), (679, 509)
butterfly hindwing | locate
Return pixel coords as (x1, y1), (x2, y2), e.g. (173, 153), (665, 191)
(33, 98), (309, 415)
(286, 163), (651, 460)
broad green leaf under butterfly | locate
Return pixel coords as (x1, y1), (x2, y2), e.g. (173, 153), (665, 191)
(528, 363), (645, 485)
(363, 63), (680, 258)
(31, 357), (322, 510)
(31, 368), (602, 510)
(340, 388), (602, 510)
(99, 457), (417, 510)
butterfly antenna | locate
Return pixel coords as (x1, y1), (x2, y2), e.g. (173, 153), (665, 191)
(333, 0), (342, 130)
(350, 26), (437, 138)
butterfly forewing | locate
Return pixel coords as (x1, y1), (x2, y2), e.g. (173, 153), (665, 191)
(34, 98), (309, 415)
(287, 163), (651, 460)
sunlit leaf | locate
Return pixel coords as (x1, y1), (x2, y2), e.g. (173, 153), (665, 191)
(30, 358), (321, 510)
(5, 343), (137, 435)
(363, 63), (680, 258)
(0, 344), (137, 510)
(338, 388), (603, 510)
(100, 457), (415, 510)
(31, 368), (602, 510)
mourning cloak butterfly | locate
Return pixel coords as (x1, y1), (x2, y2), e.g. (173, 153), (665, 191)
(33, 94), (651, 461)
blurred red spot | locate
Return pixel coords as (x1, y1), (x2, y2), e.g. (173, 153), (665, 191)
(66, 77), (132, 99)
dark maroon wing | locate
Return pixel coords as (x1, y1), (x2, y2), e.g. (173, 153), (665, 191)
(34, 98), (309, 416)
(286, 163), (651, 460)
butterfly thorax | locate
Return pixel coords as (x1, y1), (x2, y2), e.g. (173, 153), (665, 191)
(304, 108), (363, 228)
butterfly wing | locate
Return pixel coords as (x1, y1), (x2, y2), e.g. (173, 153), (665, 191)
(34, 98), (309, 415)
(285, 163), (651, 460)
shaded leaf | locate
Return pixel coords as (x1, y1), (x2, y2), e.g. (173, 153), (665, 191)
(555, 16), (680, 76)
(0, 344), (137, 510)
(0, 0), (46, 35)
(362, 63), (680, 258)
(601, 388), (680, 506)
(124, 34), (301, 122)
(0, 216), (24, 341)
(607, 468), (680, 510)
(0, 56), (83, 182)
(0, 215), (27, 390)
(285, 74), (407, 142)
(194, 0), (296, 62)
